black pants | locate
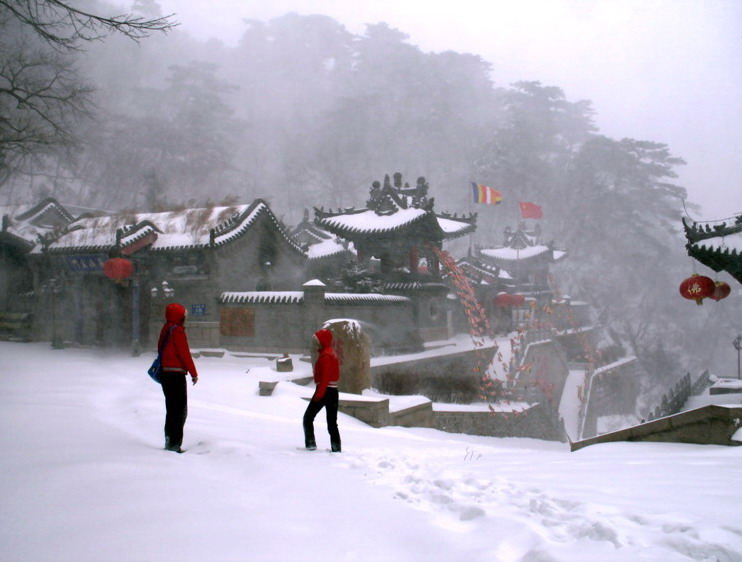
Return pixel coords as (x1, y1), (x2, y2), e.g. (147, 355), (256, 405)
(303, 387), (341, 451)
(161, 373), (188, 448)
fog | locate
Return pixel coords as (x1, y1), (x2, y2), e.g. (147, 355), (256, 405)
(1, 0), (740, 380)
(156, 0), (742, 221)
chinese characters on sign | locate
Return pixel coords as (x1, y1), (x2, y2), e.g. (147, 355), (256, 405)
(191, 304), (207, 317)
(65, 255), (107, 273)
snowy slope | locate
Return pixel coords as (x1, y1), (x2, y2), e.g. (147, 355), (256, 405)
(1, 342), (741, 561)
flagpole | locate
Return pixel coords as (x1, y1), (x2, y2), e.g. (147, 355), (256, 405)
(468, 181), (473, 257)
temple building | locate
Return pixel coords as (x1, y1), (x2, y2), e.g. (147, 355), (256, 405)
(290, 209), (355, 281)
(313, 173), (477, 341)
(314, 173), (476, 277)
(476, 223), (566, 296)
(0, 185), (473, 352)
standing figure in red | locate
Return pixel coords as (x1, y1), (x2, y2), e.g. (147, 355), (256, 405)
(158, 302), (199, 453)
(303, 329), (341, 452)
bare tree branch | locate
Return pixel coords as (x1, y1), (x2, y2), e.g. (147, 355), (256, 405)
(0, 0), (177, 51)
(0, 1), (177, 189)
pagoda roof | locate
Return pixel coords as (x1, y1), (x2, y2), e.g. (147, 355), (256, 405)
(306, 237), (356, 261)
(32, 199), (306, 257)
(291, 210), (356, 261)
(480, 245), (566, 263)
(456, 256), (512, 285)
(290, 209), (334, 245)
(1, 197), (76, 252)
(683, 215), (742, 283)
(14, 197), (75, 226)
(317, 207), (428, 236)
(478, 224), (566, 266)
(314, 173), (475, 241)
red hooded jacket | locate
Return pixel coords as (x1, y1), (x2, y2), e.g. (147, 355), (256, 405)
(312, 329), (339, 401)
(158, 303), (198, 379)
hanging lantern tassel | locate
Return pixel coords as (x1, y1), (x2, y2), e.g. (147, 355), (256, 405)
(709, 281), (731, 302)
(679, 274), (715, 305)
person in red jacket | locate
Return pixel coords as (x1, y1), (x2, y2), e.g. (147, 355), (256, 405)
(158, 302), (198, 453)
(303, 329), (341, 452)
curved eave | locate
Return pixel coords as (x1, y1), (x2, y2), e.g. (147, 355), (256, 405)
(307, 246), (354, 261)
(15, 197), (74, 224)
(480, 245), (565, 264)
(441, 223), (476, 240)
(317, 208), (429, 237)
(437, 216), (477, 240)
(209, 200), (307, 258)
(688, 242), (742, 281)
(0, 231), (35, 252)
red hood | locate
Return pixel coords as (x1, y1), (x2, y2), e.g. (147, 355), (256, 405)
(315, 329), (333, 351)
(165, 302), (186, 325)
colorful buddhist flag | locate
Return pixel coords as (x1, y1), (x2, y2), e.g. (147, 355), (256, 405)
(471, 182), (502, 205)
(519, 201), (543, 219)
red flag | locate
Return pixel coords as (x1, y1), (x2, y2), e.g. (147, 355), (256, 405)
(519, 201), (543, 219)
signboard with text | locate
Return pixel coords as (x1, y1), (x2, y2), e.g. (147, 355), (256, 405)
(65, 255), (107, 273)
(191, 304), (207, 317)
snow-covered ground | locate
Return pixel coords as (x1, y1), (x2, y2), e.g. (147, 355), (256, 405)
(2, 341), (741, 561)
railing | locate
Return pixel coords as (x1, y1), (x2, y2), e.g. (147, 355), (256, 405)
(646, 370), (709, 421)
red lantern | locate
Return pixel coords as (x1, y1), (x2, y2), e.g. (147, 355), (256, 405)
(495, 293), (513, 307)
(510, 293), (525, 306)
(709, 281), (731, 301)
(103, 257), (134, 281)
(679, 274), (715, 305)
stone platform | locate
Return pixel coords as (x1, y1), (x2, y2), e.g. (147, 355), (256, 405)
(571, 405), (742, 451)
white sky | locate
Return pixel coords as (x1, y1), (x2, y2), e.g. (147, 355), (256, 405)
(157, 0), (742, 220)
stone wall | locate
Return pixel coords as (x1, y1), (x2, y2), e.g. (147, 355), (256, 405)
(434, 403), (565, 441)
(581, 358), (639, 439)
(195, 282), (420, 353)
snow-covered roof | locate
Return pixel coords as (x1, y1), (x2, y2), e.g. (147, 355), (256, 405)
(14, 197), (74, 225)
(1, 198), (75, 250)
(318, 208), (428, 235)
(436, 216), (476, 236)
(32, 199), (306, 257)
(219, 290), (410, 305)
(306, 237), (355, 260)
(325, 292), (409, 304)
(221, 291), (305, 304)
(456, 257), (512, 283)
(481, 245), (549, 261)
(384, 281), (423, 291)
(314, 173), (475, 242)
(316, 207), (476, 241)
